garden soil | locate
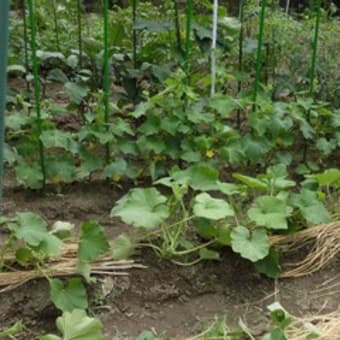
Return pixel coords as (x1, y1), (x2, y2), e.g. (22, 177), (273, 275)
(1, 179), (339, 339)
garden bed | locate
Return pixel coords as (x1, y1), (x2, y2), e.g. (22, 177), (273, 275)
(1, 181), (339, 339)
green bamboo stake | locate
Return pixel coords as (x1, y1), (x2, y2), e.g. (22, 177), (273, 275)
(303, 0), (322, 162)
(309, 0), (322, 97)
(132, 0), (138, 70)
(237, 0), (245, 129)
(184, 0), (193, 86)
(103, 0), (110, 163)
(252, 0), (268, 112)
(77, 0), (83, 68)
(51, 0), (60, 51)
(173, 0), (183, 56)
(22, 1), (30, 92)
(27, 0), (46, 189)
(0, 0), (10, 208)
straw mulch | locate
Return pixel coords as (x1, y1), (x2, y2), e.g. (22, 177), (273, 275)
(271, 221), (340, 278)
(0, 243), (146, 293)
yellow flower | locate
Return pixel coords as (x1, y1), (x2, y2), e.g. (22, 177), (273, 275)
(51, 175), (62, 184)
(206, 150), (215, 158)
(112, 174), (121, 182)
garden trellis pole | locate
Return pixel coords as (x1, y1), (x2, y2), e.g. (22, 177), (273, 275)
(77, 0), (83, 68)
(173, 0), (183, 55)
(211, 0), (218, 96)
(51, 0), (61, 51)
(0, 0), (10, 208)
(309, 0), (322, 97)
(27, 0), (47, 189)
(237, 0), (245, 129)
(132, 0), (138, 70)
(103, 0), (111, 163)
(184, 0), (193, 86)
(304, 0), (322, 162)
(252, 0), (268, 112)
(22, 1), (30, 91)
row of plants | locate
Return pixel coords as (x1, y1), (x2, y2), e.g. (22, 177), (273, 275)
(5, 0), (340, 189)
(5, 76), (340, 188)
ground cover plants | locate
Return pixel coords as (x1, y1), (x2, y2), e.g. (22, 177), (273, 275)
(1, 0), (340, 338)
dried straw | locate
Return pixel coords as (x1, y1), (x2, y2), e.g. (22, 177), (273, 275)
(288, 311), (340, 340)
(270, 221), (340, 278)
(0, 243), (146, 293)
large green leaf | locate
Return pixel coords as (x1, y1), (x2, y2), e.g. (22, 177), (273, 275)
(231, 226), (270, 262)
(171, 165), (219, 191)
(50, 279), (88, 313)
(40, 309), (104, 340)
(64, 82), (89, 104)
(248, 196), (292, 230)
(111, 188), (170, 229)
(14, 212), (62, 257)
(78, 222), (110, 261)
(291, 189), (331, 225)
(193, 193), (234, 220)
(15, 162), (44, 189)
(15, 212), (48, 246)
(40, 130), (78, 153)
(312, 168), (340, 187)
(111, 234), (135, 260)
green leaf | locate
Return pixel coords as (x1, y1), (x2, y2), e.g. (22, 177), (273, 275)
(50, 278), (88, 312)
(291, 189), (331, 225)
(15, 162), (44, 189)
(193, 193), (234, 220)
(103, 159), (127, 180)
(312, 168), (340, 187)
(15, 212), (48, 246)
(232, 173), (267, 191)
(254, 248), (281, 278)
(111, 234), (135, 260)
(14, 212), (62, 257)
(248, 196), (292, 230)
(111, 188), (170, 229)
(171, 165), (219, 191)
(40, 130), (77, 153)
(231, 226), (270, 262)
(78, 222), (110, 261)
(65, 82), (89, 104)
(209, 95), (240, 116)
(136, 330), (158, 340)
(41, 309), (104, 340)
(199, 248), (220, 261)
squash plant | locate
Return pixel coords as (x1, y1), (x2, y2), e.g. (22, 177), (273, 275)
(0, 213), (110, 312)
(111, 163), (333, 275)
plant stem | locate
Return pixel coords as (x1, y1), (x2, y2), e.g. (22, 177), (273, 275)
(173, 0), (183, 56)
(103, 0), (110, 164)
(211, 0), (218, 96)
(252, 0), (268, 112)
(184, 0), (193, 86)
(77, 0), (83, 68)
(27, 0), (46, 189)
(51, 0), (60, 51)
